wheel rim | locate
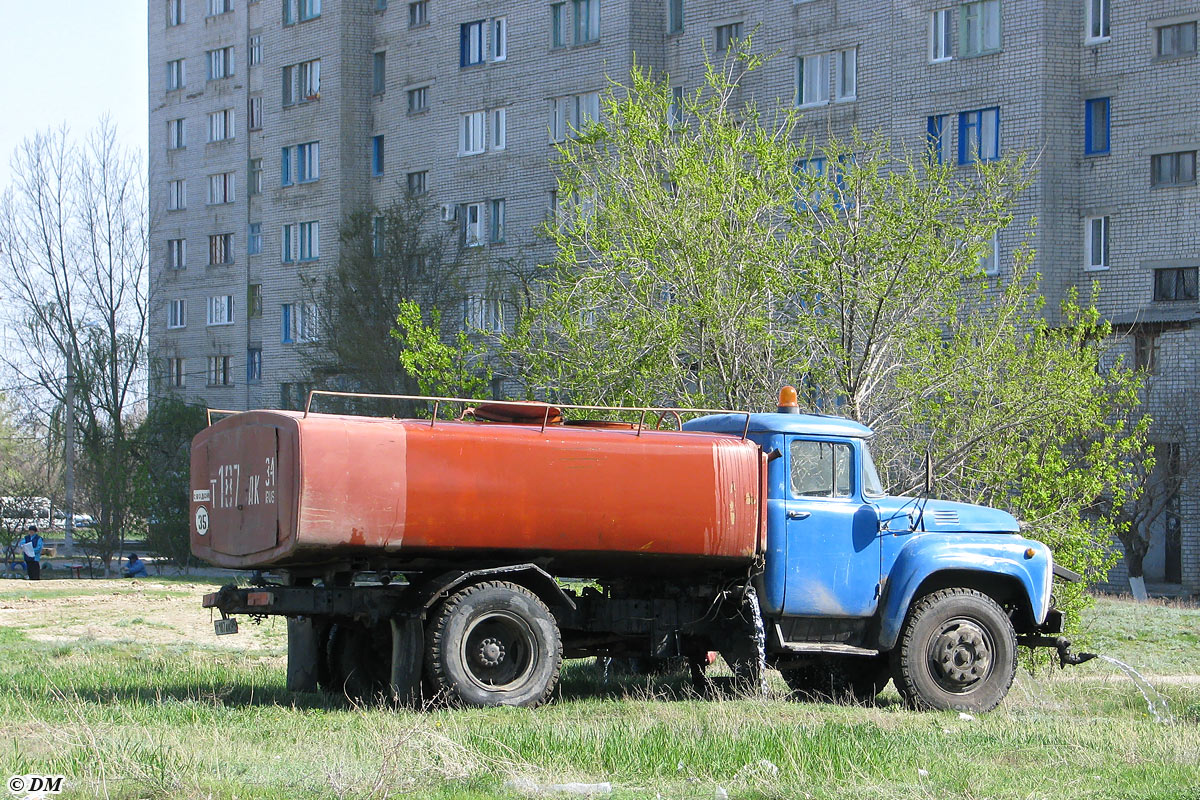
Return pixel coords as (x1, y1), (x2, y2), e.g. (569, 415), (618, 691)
(926, 617), (994, 694)
(460, 610), (538, 692)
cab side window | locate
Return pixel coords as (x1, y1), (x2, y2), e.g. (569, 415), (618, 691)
(790, 440), (853, 498)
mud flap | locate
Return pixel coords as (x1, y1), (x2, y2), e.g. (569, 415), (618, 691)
(286, 617), (320, 692)
(390, 615), (424, 706)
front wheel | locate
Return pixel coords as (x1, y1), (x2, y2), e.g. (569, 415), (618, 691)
(425, 581), (562, 708)
(892, 588), (1017, 712)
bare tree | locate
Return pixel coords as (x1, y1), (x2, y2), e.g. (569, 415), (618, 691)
(0, 121), (148, 574)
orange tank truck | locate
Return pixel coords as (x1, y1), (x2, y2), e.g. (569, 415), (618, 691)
(190, 407), (765, 574)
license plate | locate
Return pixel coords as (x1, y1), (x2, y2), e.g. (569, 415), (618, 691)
(214, 617), (239, 636)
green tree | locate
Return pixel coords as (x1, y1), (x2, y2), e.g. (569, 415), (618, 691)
(132, 398), (209, 569)
(393, 300), (492, 401)
(503, 54), (1146, 624)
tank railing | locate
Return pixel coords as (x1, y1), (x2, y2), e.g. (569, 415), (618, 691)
(302, 390), (754, 439)
(206, 408), (244, 426)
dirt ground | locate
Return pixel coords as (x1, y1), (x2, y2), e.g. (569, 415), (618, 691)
(0, 579), (286, 652)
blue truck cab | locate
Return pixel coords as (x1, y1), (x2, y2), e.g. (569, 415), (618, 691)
(686, 396), (1082, 712)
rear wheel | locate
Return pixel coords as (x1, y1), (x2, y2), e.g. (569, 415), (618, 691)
(892, 588), (1017, 712)
(425, 581), (562, 708)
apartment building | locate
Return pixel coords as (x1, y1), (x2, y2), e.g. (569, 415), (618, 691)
(148, 0), (1198, 592)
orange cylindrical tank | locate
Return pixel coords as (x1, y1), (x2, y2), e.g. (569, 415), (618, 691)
(190, 410), (765, 576)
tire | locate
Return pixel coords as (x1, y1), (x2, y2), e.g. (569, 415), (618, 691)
(425, 581), (562, 708)
(781, 655), (890, 704)
(892, 588), (1017, 712)
(327, 621), (392, 702)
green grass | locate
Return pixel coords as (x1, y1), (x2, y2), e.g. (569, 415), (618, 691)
(0, 585), (1197, 799)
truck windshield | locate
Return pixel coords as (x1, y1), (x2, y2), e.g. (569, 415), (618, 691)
(862, 444), (886, 498)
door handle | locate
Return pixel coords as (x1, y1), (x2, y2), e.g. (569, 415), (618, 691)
(787, 510), (811, 520)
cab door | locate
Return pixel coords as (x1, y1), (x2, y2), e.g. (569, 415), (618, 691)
(782, 437), (882, 617)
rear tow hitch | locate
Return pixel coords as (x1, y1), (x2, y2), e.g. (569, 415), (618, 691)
(1020, 635), (1098, 667)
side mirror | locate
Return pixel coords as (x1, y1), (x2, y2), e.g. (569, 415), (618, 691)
(924, 450), (934, 496)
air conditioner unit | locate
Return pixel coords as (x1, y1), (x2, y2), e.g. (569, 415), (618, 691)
(440, 203), (458, 223)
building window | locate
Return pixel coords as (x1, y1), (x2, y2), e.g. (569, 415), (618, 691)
(492, 17), (508, 60)
(283, 0), (320, 24)
(463, 202), (484, 246)
(372, 216), (387, 255)
(372, 51), (386, 94)
(281, 304), (294, 342)
(960, 0), (1001, 56)
(668, 86), (684, 128)
(208, 108), (235, 142)
(167, 118), (186, 150)
(207, 171), (236, 204)
(249, 158), (262, 194)
(249, 35), (262, 66)
(958, 107), (1000, 164)
(247, 348), (262, 383)
(549, 93), (600, 142)
(926, 115), (950, 164)
(551, 3), (567, 47)
(167, 238), (186, 269)
(408, 86), (428, 113)
(549, 97), (567, 142)
(282, 221), (320, 262)
(281, 141), (320, 185)
(460, 111), (486, 155)
(931, 9), (953, 61)
(490, 198), (506, 243)
(574, 0), (600, 43)
(1084, 97), (1109, 155)
(167, 0), (185, 26)
(668, 0), (684, 34)
(299, 302), (320, 342)
(206, 46), (235, 80)
(1153, 267), (1198, 301)
(979, 231), (999, 276)
(166, 357), (185, 387)
(1151, 151), (1197, 187)
(1087, 0), (1110, 42)
(207, 355), (232, 386)
(248, 96), (263, 130)
(167, 299), (186, 329)
(835, 47), (857, 101)
(1157, 22), (1197, 58)
(208, 234), (234, 266)
(407, 170), (427, 194)
(1084, 216), (1109, 270)
(248, 222), (262, 255)
(461, 20), (486, 66)
(714, 22), (742, 53)
(166, 59), (186, 90)
(207, 295), (234, 326)
(283, 59), (321, 105)
(1133, 332), (1159, 373)
(168, 179), (187, 210)
(492, 108), (507, 150)
(248, 283), (263, 317)
(372, 135), (385, 176)
(409, 0), (427, 27)
(796, 53), (830, 107)
(377, 0), (388, 10)
(208, 0), (232, 16)
(465, 295), (503, 333)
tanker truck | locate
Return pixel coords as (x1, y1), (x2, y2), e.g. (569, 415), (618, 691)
(193, 388), (1092, 712)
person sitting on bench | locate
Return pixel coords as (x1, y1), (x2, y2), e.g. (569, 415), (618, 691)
(123, 553), (148, 579)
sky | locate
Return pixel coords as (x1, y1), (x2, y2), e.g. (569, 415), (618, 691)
(0, 3), (148, 189)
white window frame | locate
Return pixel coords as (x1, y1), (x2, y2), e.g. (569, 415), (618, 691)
(167, 238), (186, 269)
(492, 108), (507, 150)
(207, 46), (234, 80)
(409, 0), (428, 27)
(464, 202), (484, 246)
(282, 223), (296, 262)
(167, 0), (185, 26)
(166, 59), (186, 90)
(248, 222), (262, 255)
(208, 0), (232, 16)
(1084, 215), (1110, 270)
(573, 0), (600, 44)
(249, 35), (262, 66)
(297, 141), (319, 182)
(490, 198), (506, 243)
(465, 295), (503, 333)
(208, 109), (234, 142)
(492, 17), (508, 61)
(549, 97), (568, 142)
(576, 91), (600, 129)
(834, 47), (857, 101)
(167, 299), (187, 329)
(1086, 0), (1110, 43)
(168, 179), (187, 210)
(931, 9), (953, 62)
(167, 118), (186, 150)
(209, 233), (234, 265)
(979, 231), (1000, 276)
(460, 111), (486, 155)
(961, 0), (1001, 57)
(167, 357), (185, 387)
(284, 59), (321, 105)
(714, 22), (742, 52)
(248, 96), (263, 130)
(408, 86), (428, 113)
(207, 172), (236, 205)
(299, 302), (320, 342)
(299, 221), (320, 261)
(796, 53), (831, 107)
(207, 295), (234, 326)
(668, 85), (684, 128)
(207, 355), (232, 386)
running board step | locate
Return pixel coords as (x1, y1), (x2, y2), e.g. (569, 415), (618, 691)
(777, 642), (880, 657)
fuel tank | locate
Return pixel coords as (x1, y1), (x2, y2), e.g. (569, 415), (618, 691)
(190, 410), (766, 576)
